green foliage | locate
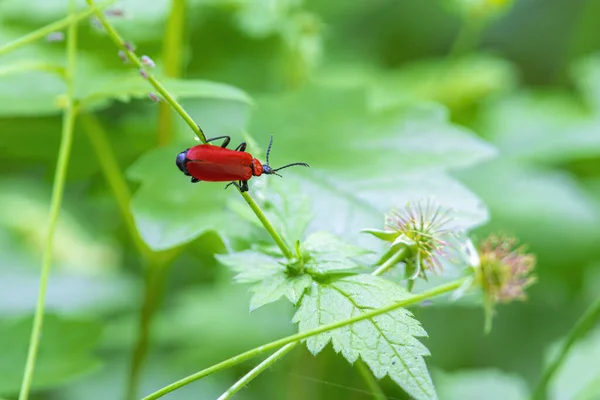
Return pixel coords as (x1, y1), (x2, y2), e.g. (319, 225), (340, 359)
(293, 274), (435, 400)
(2, 0), (600, 399)
(0, 314), (102, 395)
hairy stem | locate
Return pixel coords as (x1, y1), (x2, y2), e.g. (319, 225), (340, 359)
(85, 0), (206, 143)
(158, 0), (186, 146)
(0, 0), (116, 57)
(217, 343), (298, 400)
(18, 2), (78, 399)
(532, 295), (600, 400)
(142, 277), (466, 399)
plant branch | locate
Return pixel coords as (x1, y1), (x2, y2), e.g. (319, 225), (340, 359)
(18, 2), (78, 399)
(0, 0), (116, 57)
(532, 295), (600, 400)
(79, 113), (152, 259)
(372, 246), (408, 277)
(240, 192), (294, 259)
(217, 343), (298, 400)
(142, 277), (466, 399)
(85, 0), (206, 143)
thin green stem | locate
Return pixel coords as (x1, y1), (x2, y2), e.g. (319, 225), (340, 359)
(85, 0), (206, 143)
(126, 264), (171, 400)
(532, 295), (600, 400)
(240, 192), (293, 259)
(372, 246), (408, 277)
(217, 343), (298, 400)
(79, 113), (152, 260)
(447, 17), (486, 60)
(355, 359), (387, 400)
(18, 2), (78, 399)
(142, 277), (466, 400)
(0, 0), (116, 57)
(158, 0), (186, 146)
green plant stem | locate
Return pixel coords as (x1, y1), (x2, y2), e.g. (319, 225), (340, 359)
(0, 0), (116, 57)
(372, 246), (408, 277)
(158, 0), (186, 146)
(448, 17), (486, 59)
(126, 264), (171, 400)
(355, 359), (387, 400)
(532, 295), (600, 400)
(86, 0), (206, 143)
(217, 343), (298, 400)
(240, 192), (294, 259)
(142, 277), (466, 400)
(79, 113), (152, 260)
(86, 1), (291, 264)
(18, 2), (78, 399)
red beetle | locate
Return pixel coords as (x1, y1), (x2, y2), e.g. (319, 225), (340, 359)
(176, 135), (309, 192)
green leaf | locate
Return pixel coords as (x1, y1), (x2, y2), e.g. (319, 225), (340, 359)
(216, 250), (283, 283)
(368, 55), (517, 113)
(297, 170), (488, 249)
(302, 231), (369, 274)
(249, 273), (312, 311)
(481, 91), (600, 163)
(0, 314), (102, 395)
(293, 274), (436, 400)
(249, 85), (497, 174)
(216, 249), (312, 310)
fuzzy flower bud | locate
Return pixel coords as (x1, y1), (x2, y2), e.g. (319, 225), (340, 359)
(475, 234), (536, 332)
(364, 199), (459, 281)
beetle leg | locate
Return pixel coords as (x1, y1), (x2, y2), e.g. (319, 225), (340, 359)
(224, 180), (249, 192)
(234, 142), (247, 152)
(191, 177), (201, 183)
(205, 136), (231, 148)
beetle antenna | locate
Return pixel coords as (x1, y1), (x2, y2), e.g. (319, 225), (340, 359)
(265, 135), (274, 165)
(273, 162), (310, 172)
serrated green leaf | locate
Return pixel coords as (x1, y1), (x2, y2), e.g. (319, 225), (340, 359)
(302, 231), (369, 274)
(249, 273), (312, 311)
(216, 250), (283, 283)
(0, 314), (102, 395)
(293, 274), (436, 400)
(217, 249), (312, 310)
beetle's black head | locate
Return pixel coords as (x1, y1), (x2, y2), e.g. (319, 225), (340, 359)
(176, 149), (190, 176)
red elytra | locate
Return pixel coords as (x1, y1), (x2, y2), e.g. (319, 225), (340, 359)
(176, 135), (309, 192)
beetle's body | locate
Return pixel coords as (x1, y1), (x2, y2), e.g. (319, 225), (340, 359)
(176, 134), (308, 192)
(185, 145), (263, 182)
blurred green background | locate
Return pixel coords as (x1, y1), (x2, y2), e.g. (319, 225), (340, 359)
(1, 0), (600, 399)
